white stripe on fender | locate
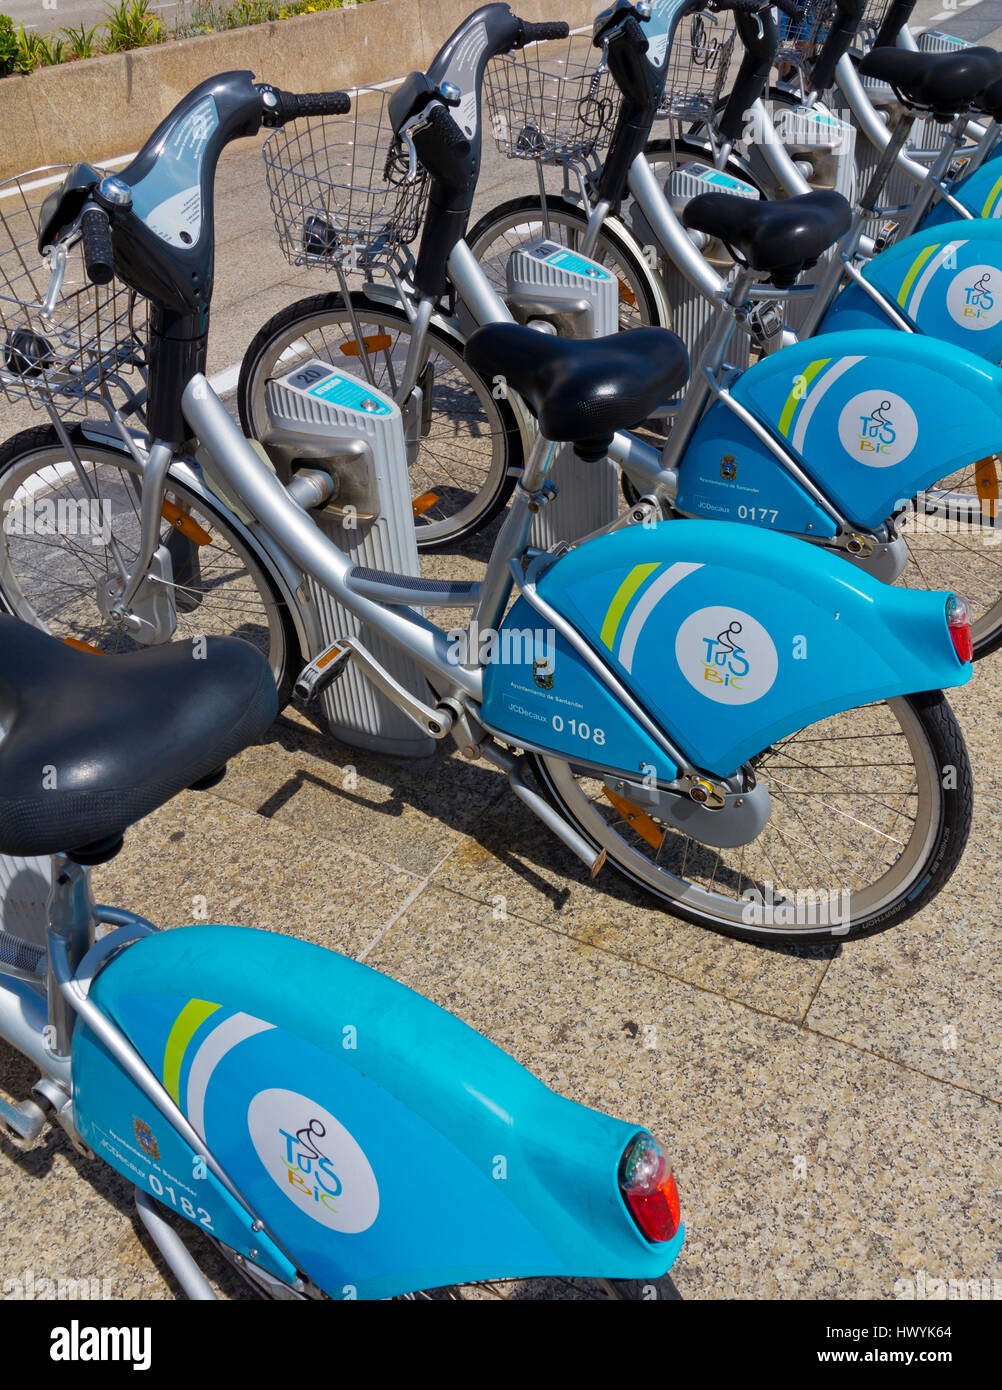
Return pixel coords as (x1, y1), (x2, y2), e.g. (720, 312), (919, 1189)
(909, 240), (966, 318)
(791, 355), (863, 456)
(186, 1012), (274, 1140)
(618, 562), (703, 674)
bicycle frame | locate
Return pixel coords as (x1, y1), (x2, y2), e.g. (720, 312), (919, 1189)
(181, 368), (971, 787)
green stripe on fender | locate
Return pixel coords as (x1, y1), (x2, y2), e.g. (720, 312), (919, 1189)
(778, 358), (830, 438)
(983, 171), (1002, 217)
(163, 999), (221, 1103)
(897, 243), (939, 307)
(599, 563), (660, 650)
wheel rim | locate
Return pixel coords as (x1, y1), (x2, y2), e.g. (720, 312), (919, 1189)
(0, 444), (288, 684)
(468, 206), (655, 331)
(243, 306), (511, 547)
(894, 468), (1002, 653)
(539, 697), (941, 936)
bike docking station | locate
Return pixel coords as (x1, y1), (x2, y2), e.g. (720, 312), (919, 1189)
(259, 361), (436, 757)
(504, 236), (622, 548)
(640, 162), (759, 368)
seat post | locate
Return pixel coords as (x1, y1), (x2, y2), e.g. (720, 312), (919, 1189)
(466, 433), (555, 665)
(859, 108), (917, 218)
(660, 268), (753, 477)
(897, 114), (970, 239)
(46, 854), (99, 1058)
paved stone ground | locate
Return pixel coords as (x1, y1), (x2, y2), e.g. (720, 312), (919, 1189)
(3, 3), (1002, 1301)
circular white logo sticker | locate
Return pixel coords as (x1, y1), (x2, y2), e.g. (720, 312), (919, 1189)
(837, 390), (918, 468)
(247, 1088), (379, 1233)
(946, 263), (1002, 332)
(675, 607), (778, 706)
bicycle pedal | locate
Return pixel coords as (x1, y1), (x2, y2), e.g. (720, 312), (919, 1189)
(294, 640), (351, 703)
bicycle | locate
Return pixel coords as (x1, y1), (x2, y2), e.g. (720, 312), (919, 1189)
(238, 2), (1002, 657)
(239, 8), (582, 551)
(13, 56), (992, 946)
(462, 0), (1002, 656)
(0, 617), (684, 1299)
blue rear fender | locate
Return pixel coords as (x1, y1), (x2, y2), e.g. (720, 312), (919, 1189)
(922, 155), (1002, 228)
(75, 925), (681, 1299)
(723, 329), (1002, 531)
(817, 220), (1002, 363)
(529, 520), (969, 777)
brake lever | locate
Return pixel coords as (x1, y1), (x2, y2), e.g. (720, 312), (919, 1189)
(393, 122), (422, 183)
(394, 96), (458, 183)
(40, 242), (70, 323)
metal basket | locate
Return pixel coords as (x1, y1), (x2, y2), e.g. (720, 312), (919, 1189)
(485, 33), (617, 164)
(658, 8), (739, 120)
(0, 168), (146, 418)
(776, 0), (839, 65)
(263, 89), (429, 273)
(851, 0), (895, 57)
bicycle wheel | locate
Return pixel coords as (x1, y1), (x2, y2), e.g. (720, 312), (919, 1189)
(0, 424), (297, 703)
(466, 195), (666, 331)
(894, 471), (1002, 660)
(238, 292), (522, 551)
(534, 691), (971, 944)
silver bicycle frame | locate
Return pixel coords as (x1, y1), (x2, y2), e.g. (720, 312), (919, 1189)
(181, 373), (701, 783)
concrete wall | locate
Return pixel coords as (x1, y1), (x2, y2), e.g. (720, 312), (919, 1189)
(0, 0), (598, 180)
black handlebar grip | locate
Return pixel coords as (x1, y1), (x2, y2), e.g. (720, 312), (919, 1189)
(262, 88), (351, 125)
(80, 206), (114, 286)
(425, 101), (471, 153)
(516, 20), (571, 47)
(772, 0), (807, 19)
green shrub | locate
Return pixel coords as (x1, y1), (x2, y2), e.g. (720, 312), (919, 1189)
(103, 0), (165, 52)
(0, 14), (17, 77)
(0, 0), (365, 76)
(61, 22), (101, 60)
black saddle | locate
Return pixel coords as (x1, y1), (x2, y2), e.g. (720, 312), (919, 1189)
(977, 73), (1002, 122)
(464, 324), (689, 446)
(0, 620), (277, 858)
(858, 46), (1002, 118)
(682, 190), (851, 288)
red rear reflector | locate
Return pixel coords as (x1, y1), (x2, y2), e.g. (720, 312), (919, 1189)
(619, 1133), (681, 1243)
(946, 594), (973, 664)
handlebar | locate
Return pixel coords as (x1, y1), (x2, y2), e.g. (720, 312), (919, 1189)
(515, 19), (570, 45)
(80, 205), (114, 286)
(258, 86), (351, 127)
(711, 0), (804, 14)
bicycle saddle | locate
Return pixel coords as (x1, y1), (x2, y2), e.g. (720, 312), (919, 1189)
(0, 619), (277, 858)
(464, 324), (689, 445)
(682, 191), (852, 288)
(976, 73), (1002, 122)
(858, 46), (1002, 117)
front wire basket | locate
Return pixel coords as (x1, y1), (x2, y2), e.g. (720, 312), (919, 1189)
(658, 8), (739, 120)
(485, 33), (617, 164)
(263, 88), (429, 273)
(0, 168), (146, 418)
(776, 0), (840, 66)
(850, 0), (894, 58)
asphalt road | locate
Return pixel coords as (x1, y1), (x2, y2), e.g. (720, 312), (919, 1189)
(5, 0), (1002, 42)
(7, 0), (181, 34)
